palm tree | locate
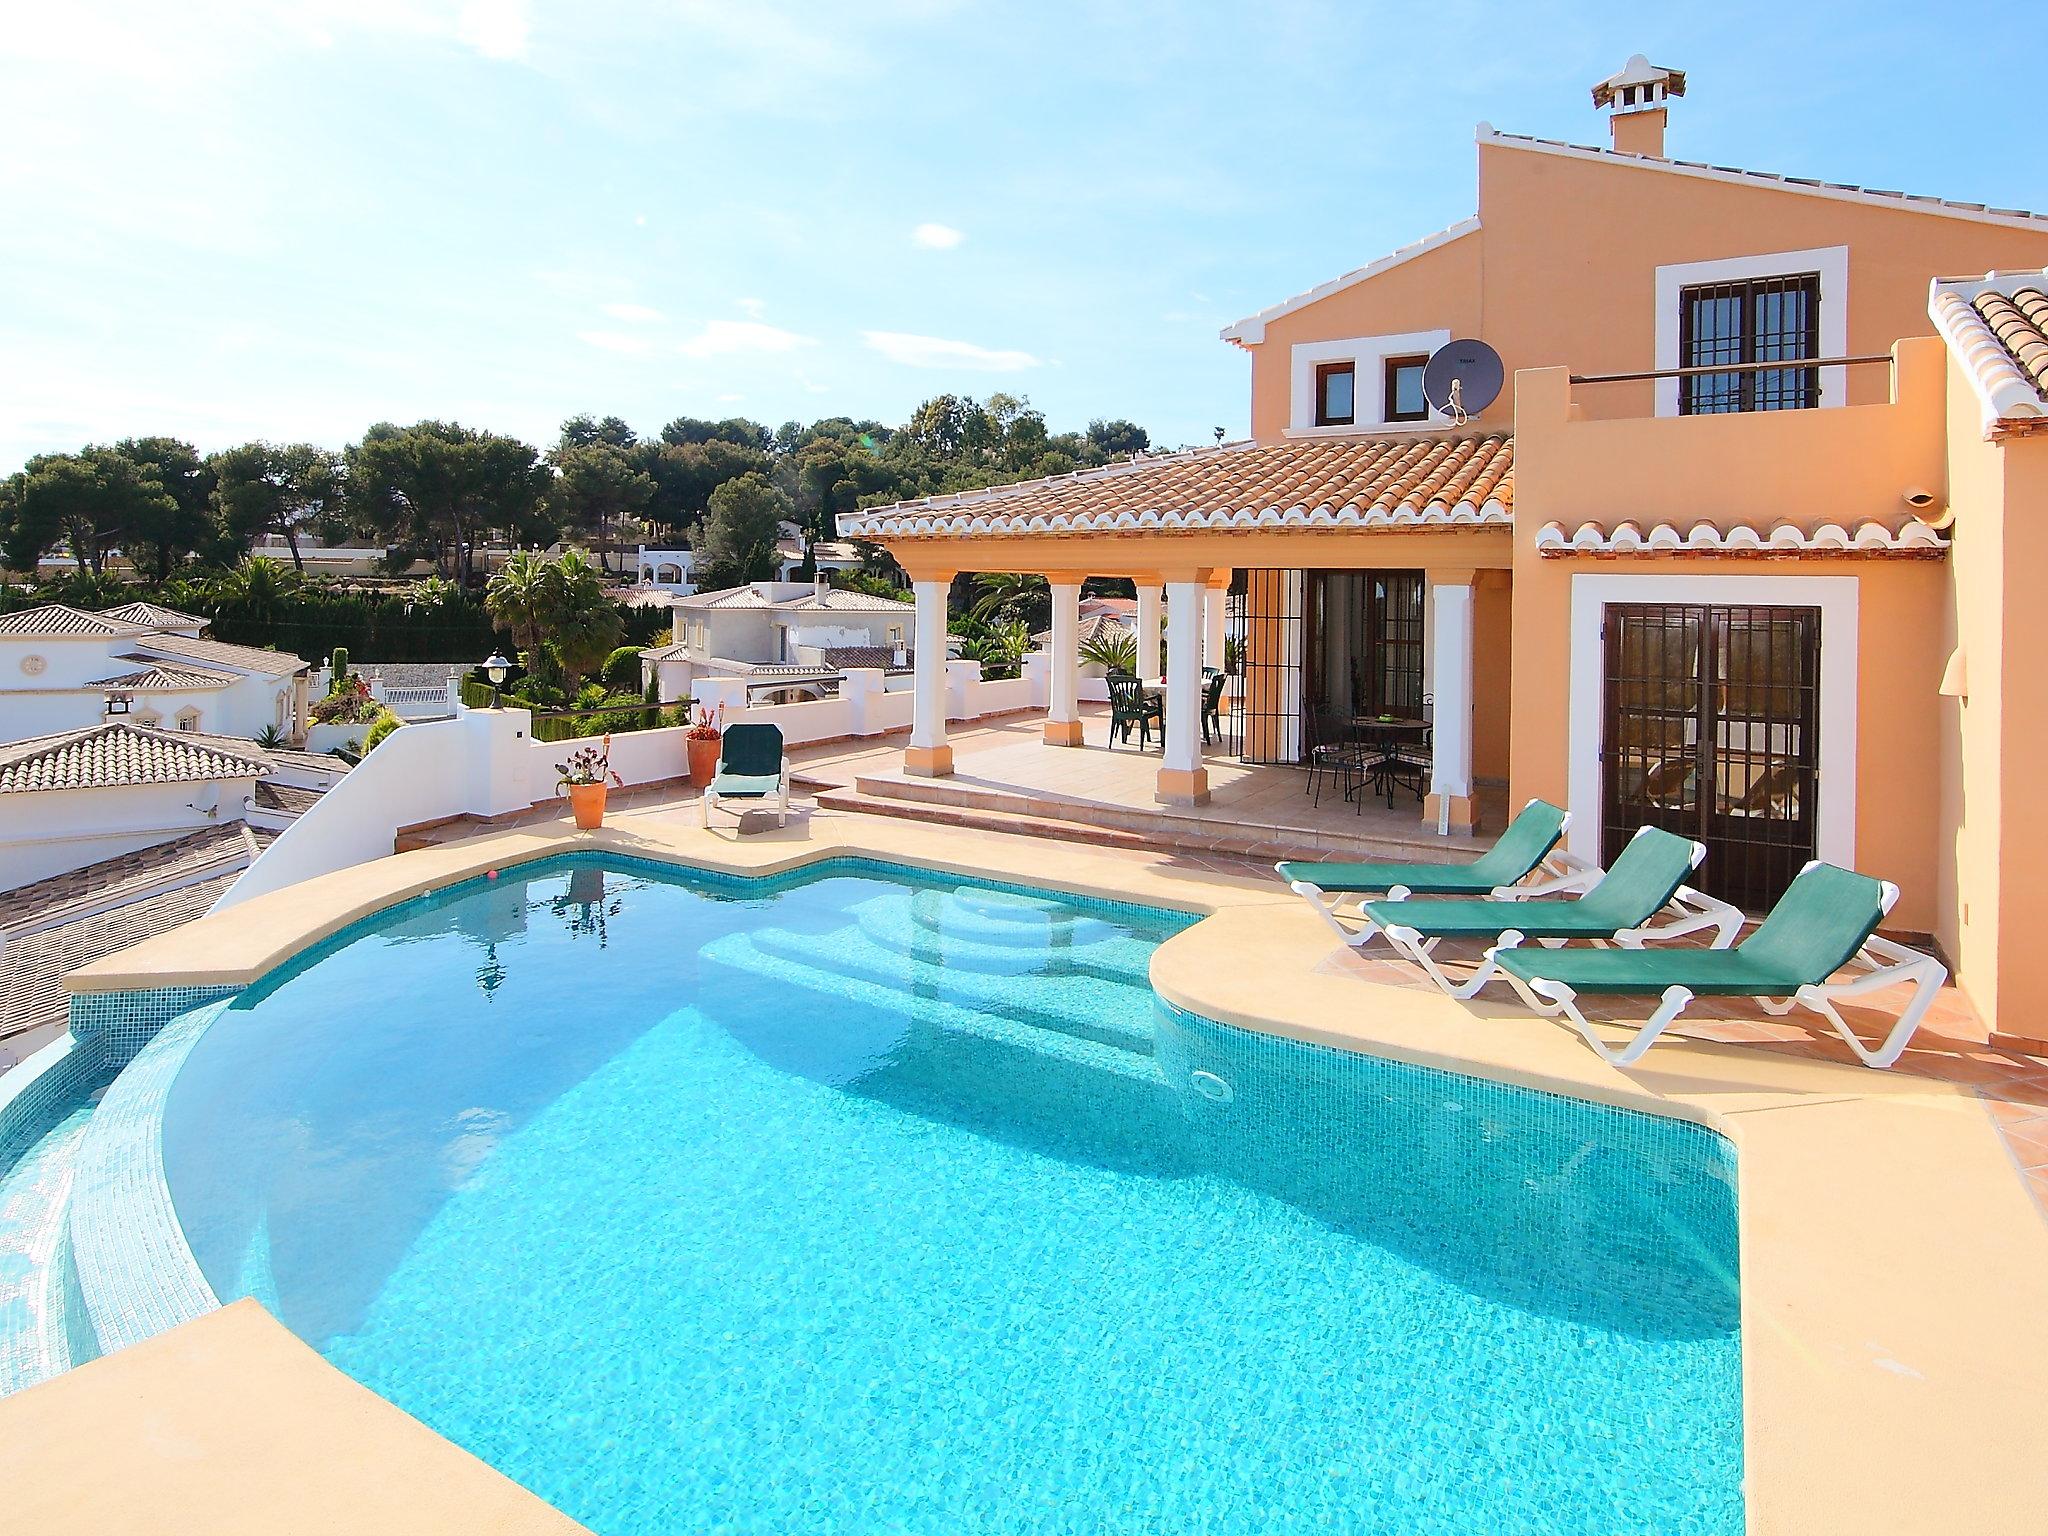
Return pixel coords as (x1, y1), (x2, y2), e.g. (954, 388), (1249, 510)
(546, 549), (625, 694)
(968, 571), (1049, 628)
(484, 548), (555, 670)
(211, 555), (299, 622)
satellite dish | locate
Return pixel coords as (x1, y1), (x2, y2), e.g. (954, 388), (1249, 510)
(1422, 339), (1504, 423)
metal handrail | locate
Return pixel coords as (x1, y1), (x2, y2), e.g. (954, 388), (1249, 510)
(1569, 354), (1893, 385)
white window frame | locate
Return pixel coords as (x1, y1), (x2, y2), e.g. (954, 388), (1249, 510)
(1286, 329), (1451, 436)
(1653, 246), (1848, 417)
(1566, 572), (1858, 873)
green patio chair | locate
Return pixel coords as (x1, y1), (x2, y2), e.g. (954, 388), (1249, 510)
(1363, 825), (1741, 998)
(1106, 672), (1162, 750)
(701, 722), (789, 828)
(1491, 861), (1948, 1069)
(1276, 798), (1577, 948)
(1199, 670), (1228, 745)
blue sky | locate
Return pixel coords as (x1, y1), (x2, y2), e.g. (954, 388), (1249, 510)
(3, 1), (2040, 471)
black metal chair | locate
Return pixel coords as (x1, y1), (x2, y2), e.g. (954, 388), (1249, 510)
(1199, 670), (1227, 745)
(1107, 672), (1163, 750)
(1305, 709), (1369, 808)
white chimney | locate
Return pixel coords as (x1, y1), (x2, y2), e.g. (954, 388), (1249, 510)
(1591, 55), (1685, 158)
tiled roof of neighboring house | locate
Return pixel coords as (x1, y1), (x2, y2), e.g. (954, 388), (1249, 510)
(640, 641), (690, 661)
(1930, 272), (2048, 438)
(90, 658), (241, 692)
(0, 603), (150, 639)
(819, 645), (913, 671)
(353, 662), (466, 688)
(1031, 612), (1131, 647)
(839, 435), (1514, 540)
(0, 723), (272, 793)
(676, 583), (914, 612)
(0, 824), (265, 931)
(96, 600), (208, 630)
(1480, 128), (2048, 228)
(253, 779), (323, 814)
(260, 746), (353, 777)
(134, 632), (308, 676)
(0, 869), (244, 1052)
(1534, 517), (1949, 559)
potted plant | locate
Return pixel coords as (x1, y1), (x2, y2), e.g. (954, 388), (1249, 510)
(685, 704), (723, 786)
(557, 735), (625, 830)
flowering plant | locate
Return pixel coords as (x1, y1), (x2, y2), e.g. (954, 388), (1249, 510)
(556, 734), (625, 790)
(684, 703), (723, 742)
(310, 675), (380, 726)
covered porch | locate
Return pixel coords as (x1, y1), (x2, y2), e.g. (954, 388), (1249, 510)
(840, 435), (1516, 837)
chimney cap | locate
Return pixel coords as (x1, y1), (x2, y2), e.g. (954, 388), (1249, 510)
(1591, 55), (1686, 110)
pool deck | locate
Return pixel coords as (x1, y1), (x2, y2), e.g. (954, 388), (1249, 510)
(34, 804), (2048, 1533)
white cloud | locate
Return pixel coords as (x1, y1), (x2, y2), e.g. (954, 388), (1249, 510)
(602, 302), (664, 323)
(678, 320), (815, 359)
(912, 222), (965, 250)
(862, 331), (1039, 372)
(735, 296), (767, 319)
(455, 0), (532, 60)
(578, 330), (654, 355)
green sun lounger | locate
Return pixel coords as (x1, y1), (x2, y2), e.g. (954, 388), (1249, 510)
(701, 723), (790, 828)
(1493, 861), (1948, 1069)
(1361, 825), (1740, 998)
(1277, 799), (1574, 947)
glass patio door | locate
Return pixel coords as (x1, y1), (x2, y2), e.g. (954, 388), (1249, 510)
(1602, 603), (1820, 908)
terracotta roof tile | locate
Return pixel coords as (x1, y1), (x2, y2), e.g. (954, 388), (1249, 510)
(91, 658), (241, 691)
(0, 723), (272, 793)
(0, 604), (149, 639)
(96, 600), (208, 630)
(840, 435), (1513, 540)
(1535, 517), (1948, 559)
(135, 632), (307, 676)
(1929, 272), (2048, 436)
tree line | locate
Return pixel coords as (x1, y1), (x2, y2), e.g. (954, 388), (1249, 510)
(0, 397), (1152, 592)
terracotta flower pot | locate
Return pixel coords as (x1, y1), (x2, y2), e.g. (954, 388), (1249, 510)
(566, 781), (608, 830)
(687, 733), (722, 786)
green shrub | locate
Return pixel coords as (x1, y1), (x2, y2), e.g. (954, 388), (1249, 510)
(642, 675), (661, 731)
(361, 710), (404, 751)
(327, 646), (350, 694)
(602, 645), (645, 692)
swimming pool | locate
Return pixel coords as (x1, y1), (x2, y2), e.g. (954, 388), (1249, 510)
(153, 855), (1741, 1534)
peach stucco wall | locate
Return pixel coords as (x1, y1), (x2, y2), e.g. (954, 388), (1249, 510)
(1507, 350), (1952, 933)
(1937, 361), (2048, 1032)
(1243, 137), (2048, 441)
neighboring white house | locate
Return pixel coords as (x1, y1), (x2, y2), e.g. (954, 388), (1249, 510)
(0, 722), (347, 892)
(0, 603), (310, 745)
(642, 578), (915, 705)
(773, 524), (865, 583)
(635, 546), (697, 594)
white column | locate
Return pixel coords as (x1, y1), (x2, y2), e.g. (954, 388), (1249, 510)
(907, 576), (953, 775)
(1045, 579), (1084, 745)
(1156, 578), (1209, 805)
(1136, 583), (1163, 681)
(1426, 576), (1476, 833)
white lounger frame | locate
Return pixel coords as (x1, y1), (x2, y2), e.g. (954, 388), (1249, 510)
(1380, 831), (1745, 1000)
(1490, 870), (1949, 1069)
(1279, 809), (1597, 951)
(701, 761), (790, 828)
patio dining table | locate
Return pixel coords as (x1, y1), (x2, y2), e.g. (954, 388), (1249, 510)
(1349, 715), (1430, 804)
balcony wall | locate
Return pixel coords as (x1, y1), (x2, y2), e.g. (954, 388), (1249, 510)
(1506, 337), (1953, 932)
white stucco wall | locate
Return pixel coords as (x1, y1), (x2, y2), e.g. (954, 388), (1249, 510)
(0, 778), (258, 892)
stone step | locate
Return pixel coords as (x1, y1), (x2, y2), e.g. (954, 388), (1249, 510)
(820, 775), (1479, 866)
(699, 932), (1163, 1086)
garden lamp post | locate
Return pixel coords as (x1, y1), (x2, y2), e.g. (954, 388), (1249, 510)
(483, 652), (511, 709)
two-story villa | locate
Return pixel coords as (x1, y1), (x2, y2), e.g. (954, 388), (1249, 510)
(838, 58), (2048, 1043)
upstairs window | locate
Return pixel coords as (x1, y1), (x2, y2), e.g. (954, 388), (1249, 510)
(1314, 362), (1355, 426)
(1679, 273), (1820, 414)
(1383, 355), (1430, 423)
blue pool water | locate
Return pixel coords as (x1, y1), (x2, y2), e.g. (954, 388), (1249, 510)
(159, 857), (1742, 1534)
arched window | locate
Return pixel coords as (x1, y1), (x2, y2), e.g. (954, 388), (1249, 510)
(134, 709), (162, 729)
(175, 707), (202, 732)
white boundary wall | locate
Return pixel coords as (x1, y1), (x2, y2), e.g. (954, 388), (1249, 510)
(213, 664), (1045, 909)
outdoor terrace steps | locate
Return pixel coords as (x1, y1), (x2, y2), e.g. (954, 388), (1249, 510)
(807, 770), (1491, 867)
